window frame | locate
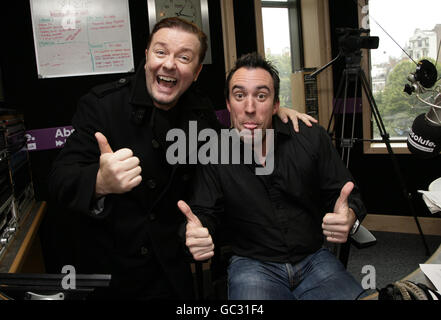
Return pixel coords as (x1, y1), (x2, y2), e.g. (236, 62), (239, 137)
(358, 0), (411, 154)
(260, 0), (304, 72)
(255, 0), (335, 125)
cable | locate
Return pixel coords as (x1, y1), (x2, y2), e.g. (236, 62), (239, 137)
(437, 40), (441, 81)
(355, 288), (369, 300)
(352, 0), (418, 65)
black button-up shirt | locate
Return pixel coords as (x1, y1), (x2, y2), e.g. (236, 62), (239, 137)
(189, 117), (366, 264)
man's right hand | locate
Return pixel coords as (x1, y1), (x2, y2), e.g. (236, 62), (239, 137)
(178, 200), (214, 261)
(95, 132), (142, 197)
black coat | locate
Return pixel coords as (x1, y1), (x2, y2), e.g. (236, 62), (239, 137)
(49, 63), (221, 299)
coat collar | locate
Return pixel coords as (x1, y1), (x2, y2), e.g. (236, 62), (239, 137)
(129, 58), (154, 107)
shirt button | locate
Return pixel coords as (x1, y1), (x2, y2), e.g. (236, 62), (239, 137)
(148, 213), (156, 221)
(118, 78), (126, 84)
(146, 179), (157, 189)
(152, 139), (160, 149)
(140, 247), (149, 256)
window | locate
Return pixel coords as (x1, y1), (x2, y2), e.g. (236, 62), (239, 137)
(361, 0), (441, 153)
(261, 0), (302, 108)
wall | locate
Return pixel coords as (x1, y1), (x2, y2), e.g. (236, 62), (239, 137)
(233, 0), (258, 58)
(300, 0), (334, 125)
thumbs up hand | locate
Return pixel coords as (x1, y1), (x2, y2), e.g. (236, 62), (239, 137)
(322, 182), (357, 243)
(95, 132), (142, 197)
(178, 200), (214, 261)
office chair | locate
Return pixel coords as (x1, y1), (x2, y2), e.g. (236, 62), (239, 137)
(193, 222), (232, 300)
(327, 224), (377, 268)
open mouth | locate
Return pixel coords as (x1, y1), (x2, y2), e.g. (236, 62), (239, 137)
(157, 75), (177, 88)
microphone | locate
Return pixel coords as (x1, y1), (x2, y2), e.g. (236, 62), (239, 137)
(414, 59), (438, 88)
(405, 60), (441, 158)
(404, 59), (438, 95)
(407, 112), (441, 159)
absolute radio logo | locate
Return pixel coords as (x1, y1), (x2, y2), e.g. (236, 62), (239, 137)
(407, 128), (437, 153)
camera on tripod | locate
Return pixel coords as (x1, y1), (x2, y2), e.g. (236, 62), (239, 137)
(337, 28), (379, 55)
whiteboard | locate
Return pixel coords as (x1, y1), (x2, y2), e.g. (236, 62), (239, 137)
(30, 0), (135, 78)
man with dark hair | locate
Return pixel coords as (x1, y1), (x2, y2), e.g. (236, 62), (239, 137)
(49, 18), (315, 299)
(181, 52), (366, 300)
(224, 52), (281, 104)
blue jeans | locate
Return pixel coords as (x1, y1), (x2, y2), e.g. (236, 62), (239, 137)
(227, 248), (365, 300)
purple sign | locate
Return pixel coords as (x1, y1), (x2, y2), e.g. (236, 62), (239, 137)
(25, 110), (230, 152)
(25, 126), (74, 152)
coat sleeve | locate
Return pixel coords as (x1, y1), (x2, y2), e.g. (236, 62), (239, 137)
(187, 162), (225, 239)
(316, 125), (367, 222)
(48, 93), (108, 216)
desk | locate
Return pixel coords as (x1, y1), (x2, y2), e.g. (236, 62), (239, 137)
(0, 201), (47, 273)
(364, 244), (441, 300)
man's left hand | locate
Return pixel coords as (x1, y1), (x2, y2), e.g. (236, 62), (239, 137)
(322, 181), (357, 243)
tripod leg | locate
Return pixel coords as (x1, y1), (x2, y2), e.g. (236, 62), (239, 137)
(340, 71), (360, 168)
(339, 72), (362, 268)
(359, 70), (431, 257)
(327, 69), (347, 135)
(326, 71), (352, 266)
(347, 73), (359, 168)
(340, 73), (350, 163)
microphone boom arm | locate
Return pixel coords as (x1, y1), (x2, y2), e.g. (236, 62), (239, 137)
(309, 53), (342, 78)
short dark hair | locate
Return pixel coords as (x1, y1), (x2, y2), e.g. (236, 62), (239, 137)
(147, 17), (208, 64)
(225, 52), (280, 103)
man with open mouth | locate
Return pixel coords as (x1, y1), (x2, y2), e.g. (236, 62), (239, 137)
(49, 17), (316, 300)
